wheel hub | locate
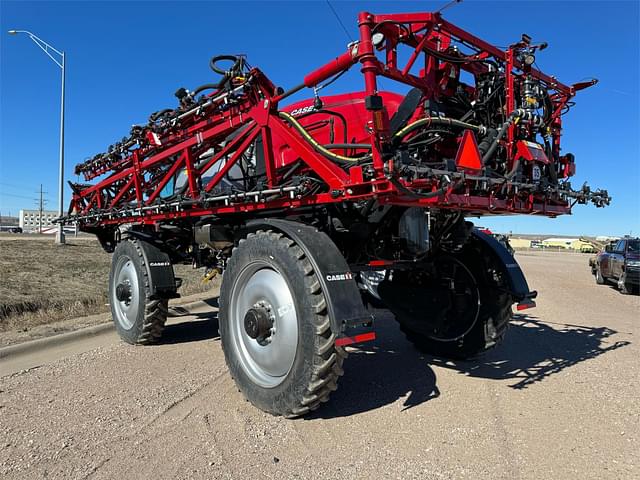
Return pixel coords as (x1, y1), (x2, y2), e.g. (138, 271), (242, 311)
(244, 305), (273, 341)
(115, 282), (132, 303)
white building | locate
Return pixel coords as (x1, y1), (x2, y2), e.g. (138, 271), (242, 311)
(19, 209), (58, 232)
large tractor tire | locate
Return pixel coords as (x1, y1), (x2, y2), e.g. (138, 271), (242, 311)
(109, 239), (168, 344)
(218, 230), (347, 417)
(380, 239), (513, 359)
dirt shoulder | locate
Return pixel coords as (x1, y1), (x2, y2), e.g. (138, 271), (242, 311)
(0, 238), (214, 343)
(0, 288), (219, 348)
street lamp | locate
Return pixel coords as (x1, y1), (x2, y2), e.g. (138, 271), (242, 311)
(8, 29), (66, 244)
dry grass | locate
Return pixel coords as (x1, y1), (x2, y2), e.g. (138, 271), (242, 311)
(0, 237), (210, 332)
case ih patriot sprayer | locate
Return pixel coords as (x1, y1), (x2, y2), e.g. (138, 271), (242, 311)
(60, 10), (609, 417)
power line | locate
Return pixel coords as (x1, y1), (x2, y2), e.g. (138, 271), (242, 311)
(0, 181), (38, 189)
(324, 1), (386, 91)
(436, 0), (463, 14)
(1, 192), (34, 200)
(326, 1), (353, 42)
(0, 181), (42, 197)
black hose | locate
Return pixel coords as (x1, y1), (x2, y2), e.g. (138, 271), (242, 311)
(389, 176), (453, 199)
(323, 143), (371, 150)
(477, 128), (497, 155)
(543, 137), (558, 184)
(297, 109), (349, 146)
(149, 108), (174, 122)
(422, 45), (500, 69)
(192, 83), (220, 96)
(208, 55), (246, 91)
(209, 55), (242, 76)
(481, 110), (523, 165)
(280, 159), (302, 183)
(393, 117), (484, 145)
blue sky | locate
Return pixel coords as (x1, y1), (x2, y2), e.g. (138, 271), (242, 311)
(1, 0), (638, 236)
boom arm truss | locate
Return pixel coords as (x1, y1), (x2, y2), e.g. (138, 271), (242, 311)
(63, 10), (609, 230)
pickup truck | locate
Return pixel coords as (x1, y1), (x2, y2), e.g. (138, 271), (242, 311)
(591, 237), (640, 294)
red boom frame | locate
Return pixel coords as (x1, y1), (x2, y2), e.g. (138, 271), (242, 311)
(67, 10), (600, 229)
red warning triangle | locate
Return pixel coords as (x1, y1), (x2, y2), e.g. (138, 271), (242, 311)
(454, 129), (482, 171)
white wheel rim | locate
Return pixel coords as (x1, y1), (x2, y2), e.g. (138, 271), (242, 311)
(228, 262), (298, 388)
(111, 256), (140, 330)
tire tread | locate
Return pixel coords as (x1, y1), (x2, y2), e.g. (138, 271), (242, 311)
(110, 239), (168, 345)
(219, 229), (346, 418)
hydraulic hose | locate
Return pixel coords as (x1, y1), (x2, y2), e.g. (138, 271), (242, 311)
(209, 55), (243, 76)
(149, 108), (174, 122)
(481, 117), (513, 165)
(192, 83), (220, 96)
(543, 136), (558, 184)
(282, 111), (487, 165)
(481, 109), (534, 165)
(392, 117), (485, 144)
(208, 55), (247, 91)
(277, 111), (366, 164)
(323, 143), (371, 150)
(389, 176), (455, 199)
(297, 108), (349, 145)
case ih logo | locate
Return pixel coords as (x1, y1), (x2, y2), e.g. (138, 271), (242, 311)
(149, 261), (171, 267)
(290, 105), (316, 117)
(326, 272), (353, 282)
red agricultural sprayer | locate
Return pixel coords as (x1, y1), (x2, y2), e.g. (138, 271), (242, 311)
(59, 10), (609, 416)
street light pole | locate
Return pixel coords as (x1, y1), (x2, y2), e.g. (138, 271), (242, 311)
(57, 51), (66, 244)
(7, 29), (66, 244)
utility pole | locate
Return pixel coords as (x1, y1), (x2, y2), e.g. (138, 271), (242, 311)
(35, 184), (47, 234)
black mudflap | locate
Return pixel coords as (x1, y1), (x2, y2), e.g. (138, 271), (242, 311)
(246, 219), (374, 345)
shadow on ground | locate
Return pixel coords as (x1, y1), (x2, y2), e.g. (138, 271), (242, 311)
(309, 318), (441, 419)
(158, 297), (220, 345)
(310, 313), (631, 418)
(604, 282), (640, 295)
(429, 314), (632, 390)
(155, 298), (631, 417)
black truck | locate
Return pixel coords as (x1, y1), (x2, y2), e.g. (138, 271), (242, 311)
(592, 237), (640, 294)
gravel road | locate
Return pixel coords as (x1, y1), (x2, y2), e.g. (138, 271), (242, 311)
(1, 251), (638, 479)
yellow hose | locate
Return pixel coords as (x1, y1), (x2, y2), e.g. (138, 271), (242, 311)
(278, 111), (362, 163)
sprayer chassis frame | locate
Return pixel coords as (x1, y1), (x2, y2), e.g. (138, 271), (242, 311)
(66, 11), (588, 230)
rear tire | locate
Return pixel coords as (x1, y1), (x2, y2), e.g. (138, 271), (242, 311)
(391, 240), (513, 359)
(109, 240), (168, 345)
(595, 266), (605, 285)
(398, 289), (512, 359)
(218, 230), (346, 417)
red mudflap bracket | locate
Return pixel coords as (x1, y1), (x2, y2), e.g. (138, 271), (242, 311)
(335, 332), (377, 347)
(516, 299), (537, 311)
